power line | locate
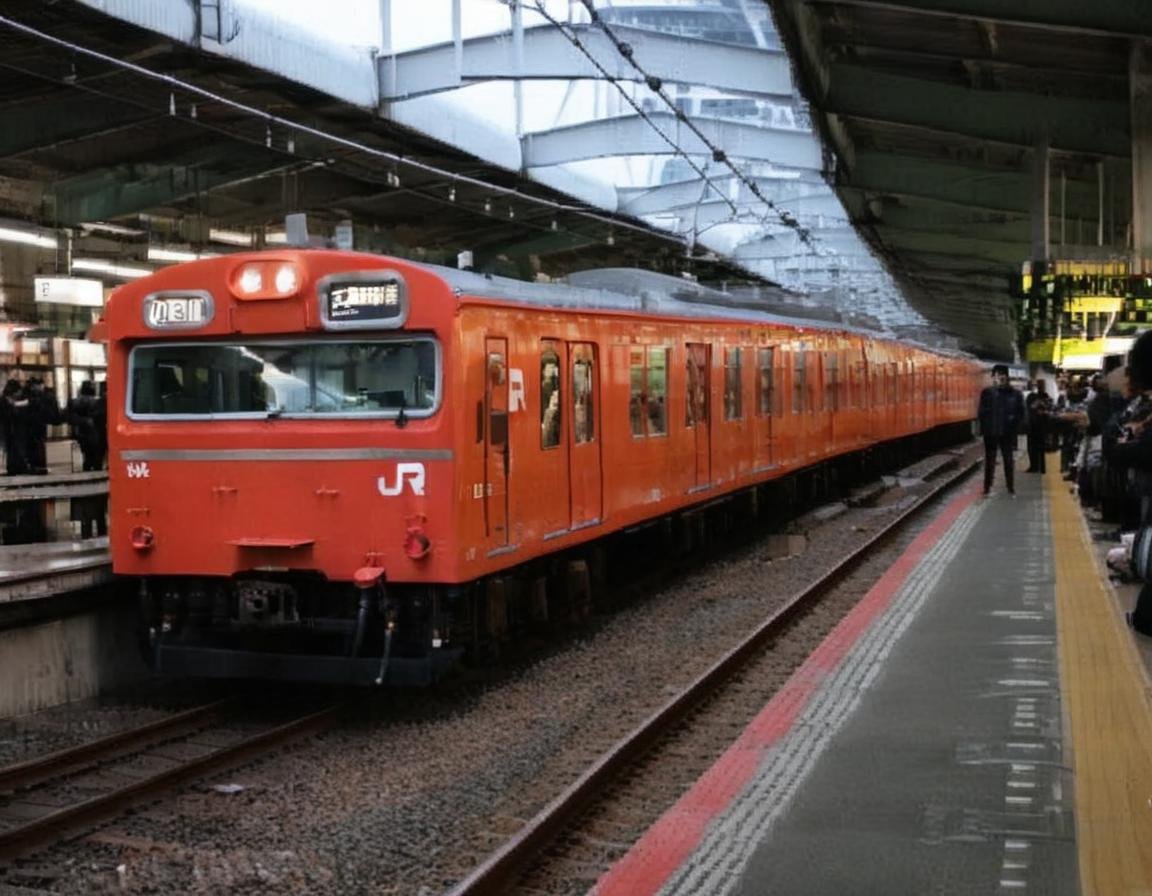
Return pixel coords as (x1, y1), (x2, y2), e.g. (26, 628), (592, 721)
(524, 0), (823, 254)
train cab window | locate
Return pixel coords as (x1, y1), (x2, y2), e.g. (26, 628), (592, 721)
(541, 345), (561, 449)
(127, 338), (439, 418)
(724, 348), (743, 421)
(630, 347), (668, 437)
(757, 347), (774, 416)
(793, 350), (806, 413)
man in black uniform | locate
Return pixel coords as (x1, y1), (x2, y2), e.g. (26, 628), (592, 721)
(977, 364), (1025, 497)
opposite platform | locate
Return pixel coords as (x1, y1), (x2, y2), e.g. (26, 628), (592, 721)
(592, 462), (1152, 895)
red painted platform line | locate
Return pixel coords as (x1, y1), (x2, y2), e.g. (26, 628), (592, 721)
(590, 484), (980, 896)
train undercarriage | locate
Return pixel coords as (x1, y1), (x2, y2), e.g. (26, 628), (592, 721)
(139, 422), (973, 686)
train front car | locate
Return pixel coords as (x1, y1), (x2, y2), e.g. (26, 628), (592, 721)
(100, 251), (459, 685)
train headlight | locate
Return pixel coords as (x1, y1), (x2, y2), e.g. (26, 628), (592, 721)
(228, 260), (303, 300)
(130, 525), (155, 551)
(274, 264), (299, 294)
(237, 265), (263, 295)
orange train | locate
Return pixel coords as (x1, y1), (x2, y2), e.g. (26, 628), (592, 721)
(92, 250), (983, 684)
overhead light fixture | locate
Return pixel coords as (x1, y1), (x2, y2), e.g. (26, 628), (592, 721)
(147, 246), (219, 263)
(79, 221), (145, 237)
(0, 226), (57, 250)
(209, 228), (254, 247)
(72, 258), (153, 279)
(265, 231), (288, 245)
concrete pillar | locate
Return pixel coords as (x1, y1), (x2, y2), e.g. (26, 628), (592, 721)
(1130, 41), (1152, 271)
(1031, 134), (1050, 262)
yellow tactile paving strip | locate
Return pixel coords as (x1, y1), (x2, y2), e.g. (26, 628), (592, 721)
(1050, 465), (1152, 894)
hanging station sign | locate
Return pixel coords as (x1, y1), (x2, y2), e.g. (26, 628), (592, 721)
(33, 277), (105, 308)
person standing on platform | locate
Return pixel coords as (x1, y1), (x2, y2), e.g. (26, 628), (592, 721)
(67, 380), (102, 471)
(1105, 331), (1152, 635)
(23, 377), (61, 475)
(1025, 379), (1053, 473)
(977, 363), (1025, 497)
(1, 377), (29, 475)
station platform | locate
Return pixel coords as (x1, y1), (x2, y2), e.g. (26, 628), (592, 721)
(593, 463), (1152, 895)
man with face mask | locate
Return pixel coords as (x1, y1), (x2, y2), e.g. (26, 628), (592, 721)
(977, 364), (1025, 497)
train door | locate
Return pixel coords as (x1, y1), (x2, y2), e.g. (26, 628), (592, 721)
(484, 337), (510, 547)
(568, 342), (602, 527)
(686, 343), (711, 489)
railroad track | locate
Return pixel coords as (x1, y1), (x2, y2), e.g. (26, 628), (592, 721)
(448, 454), (980, 895)
(0, 697), (343, 863)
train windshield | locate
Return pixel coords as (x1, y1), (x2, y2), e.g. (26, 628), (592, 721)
(127, 338), (439, 418)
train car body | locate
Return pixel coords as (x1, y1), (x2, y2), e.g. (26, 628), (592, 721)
(94, 250), (983, 684)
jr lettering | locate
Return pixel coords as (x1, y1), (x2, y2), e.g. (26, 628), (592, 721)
(378, 462), (426, 496)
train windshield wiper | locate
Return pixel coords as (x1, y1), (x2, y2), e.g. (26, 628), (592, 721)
(266, 405), (284, 419)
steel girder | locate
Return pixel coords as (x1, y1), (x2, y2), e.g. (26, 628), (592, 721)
(379, 23), (793, 101)
(522, 112), (823, 170)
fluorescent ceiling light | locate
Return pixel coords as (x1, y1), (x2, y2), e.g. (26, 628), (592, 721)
(0, 226), (57, 250)
(79, 221), (145, 237)
(209, 228), (253, 247)
(264, 231), (288, 245)
(72, 258), (153, 279)
(147, 246), (220, 263)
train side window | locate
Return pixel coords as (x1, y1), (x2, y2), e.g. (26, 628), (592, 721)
(724, 347), (742, 421)
(572, 350), (594, 444)
(630, 347), (668, 437)
(825, 352), (839, 411)
(793, 350), (805, 413)
(647, 347), (668, 436)
(540, 344), (561, 449)
(757, 347), (774, 415)
(629, 348), (646, 437)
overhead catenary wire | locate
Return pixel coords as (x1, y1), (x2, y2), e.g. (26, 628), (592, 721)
(526, 0), (823, 254)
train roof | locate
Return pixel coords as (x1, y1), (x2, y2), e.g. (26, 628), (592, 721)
(414, 261), (971, 359)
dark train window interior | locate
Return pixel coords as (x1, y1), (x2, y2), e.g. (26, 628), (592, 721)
(757, 347), (774, 416)
(541, 344), (561, 449)
(793, 349), (806, 413)
(630, 347), (668, 437)
(572, 347), (595, 444)
(128, 338), (438, 417)
(724, 347), (742, 421)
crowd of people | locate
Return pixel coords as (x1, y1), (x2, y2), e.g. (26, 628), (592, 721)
(978, 331), (1152, 637)
(0, 375), (108, 541)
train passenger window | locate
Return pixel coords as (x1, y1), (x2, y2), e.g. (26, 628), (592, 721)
(825, 353), (839, 411)
(629, 347), (668, 437)
(685, 345), (708, 427)
(647, 347), (668, 436)
(793, 350), (805, 413)
(541, 345), (561, 450)
(724, 348), (742, 421)
(572, 350), (595, 444)
(757, 348), (774, 416)
(629, 348), (645, 437)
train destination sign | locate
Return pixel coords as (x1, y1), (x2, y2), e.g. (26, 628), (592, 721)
(321, 272), (409, 329)
(143, 292), (214, 329)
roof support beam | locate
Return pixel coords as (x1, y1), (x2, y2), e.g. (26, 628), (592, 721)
(824, 62), (1128, 157)
(523, 112), (823, 170)
(840, 152), (1107, 220)
(0, 95), (152, 160)
(805, 0), (1152, 40)
(380, 23), (793, 101)
(619, 175), (836, 216)
(47, 162), (266, 224)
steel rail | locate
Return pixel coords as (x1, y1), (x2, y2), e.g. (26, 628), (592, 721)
(0, 703), (344, 862)
(447, 456), (979, 896)
(0, 699), (234, 794)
